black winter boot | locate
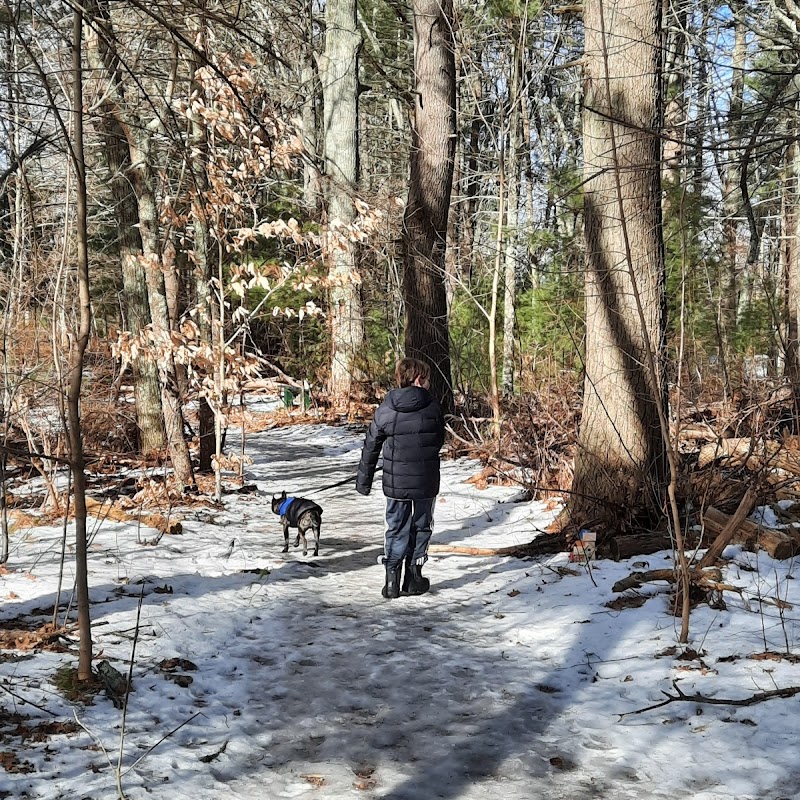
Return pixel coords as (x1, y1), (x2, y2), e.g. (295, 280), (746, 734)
(381, 566), (400, 599)
(407, 564), (430, 596)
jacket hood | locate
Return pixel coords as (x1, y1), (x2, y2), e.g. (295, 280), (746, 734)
(386, 385), (433, 413)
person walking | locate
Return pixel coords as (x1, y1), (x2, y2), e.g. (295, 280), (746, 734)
(356, 357), (445, 599)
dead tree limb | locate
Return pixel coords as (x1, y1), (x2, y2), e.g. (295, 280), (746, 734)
(620, 680), (800, 717)
(612, 567), (722, 593)
(701, 505), (799, 560)
(698, 485), (758, 568)
(427, 544), (528, 557)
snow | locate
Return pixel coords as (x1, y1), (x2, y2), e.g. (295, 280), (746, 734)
(3, 423), (800, 799)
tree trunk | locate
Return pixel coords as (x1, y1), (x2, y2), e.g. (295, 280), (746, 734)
(128, 131), (195, 490)
(188, 10), (214, 473)
(719, 3), (747, 392)
(488, 135), (504, 434)
(570, 0), (666, 527)
(83, 0), (193, 486)
(502, 39), (522, 397)
(301, 0), (321, 214)
(444, 134), (460, 313)
(661, 6), (687, 186)
(403, 0), (456, 413)
(69, 9), (93, 681)
(107, 123), (164, 454)
(520, 62), (538, 291)
(463, 71), (483, 286)
(83, 0), (164, 454)
(321, 0), (365, 403)
(785, 98), (800, 423)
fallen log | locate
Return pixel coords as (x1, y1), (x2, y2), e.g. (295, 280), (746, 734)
(431, 528), (703, 562)
(604, 531), (701, 561)
(85, 497), (182, 536)
(428, 544), (524, 556)
(612, 567), (722, 593)
(429, 532), (569, 558)
(697, 488), (759, 568)
(698, 437), (800, 473)
(701, 503), (798, 561)
(241, 378), (283, 392)
(676, 423), (721, 443)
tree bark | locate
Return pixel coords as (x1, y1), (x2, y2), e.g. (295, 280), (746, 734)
(661, 5), (687, 186)
(301, 0), (321, 214)
(488, 134), (504, 433)
(502, 38), (522, 398)
(463, 70), (483, 286)
(69, 9), (93, 681)
(128, 130), (195, 490)
(188, 9), (214, 473)
(701, 503), (798, 561)
(80, 0), (165, 452)
(785, 98), (800, 422)
(83, 0), (193, 488)
(719, 3), (747, 392)
(321, 0), (365, 403)
(570, 0), (667, 527)
(402, 0), (456, 413)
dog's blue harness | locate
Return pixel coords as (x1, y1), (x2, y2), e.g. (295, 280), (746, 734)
(278, 496), (295, 516)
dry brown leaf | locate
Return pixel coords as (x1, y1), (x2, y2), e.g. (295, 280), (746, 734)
(0, 751), (35, 773)
(0, 624), (67, 652)
(748, 651), (800, 664)
(605, 595), (648, 611)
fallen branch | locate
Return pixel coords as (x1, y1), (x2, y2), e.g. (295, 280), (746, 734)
(120, 711), (203, 776)
(620, 680), (800, 717)
(428, 544), (527, 557)
(675, 423), (721, 443)
(701, 504), (799, 560)
(0, 682), (60, 716)
(612, 567), (722, 593)
(698, 437), (800, 473)
(698, 487), (758, 568)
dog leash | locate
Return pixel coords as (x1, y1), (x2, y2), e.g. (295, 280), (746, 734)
(301, 465), (383, 497)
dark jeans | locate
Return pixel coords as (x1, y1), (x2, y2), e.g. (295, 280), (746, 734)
(384, 497), (436, 570)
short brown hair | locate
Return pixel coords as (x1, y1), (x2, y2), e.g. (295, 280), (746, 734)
(395, 357), (430, 388)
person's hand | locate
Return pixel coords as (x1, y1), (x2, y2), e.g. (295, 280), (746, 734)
(356, 485), (371, 496)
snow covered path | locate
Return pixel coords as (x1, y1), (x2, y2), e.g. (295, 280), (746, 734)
(3, 424), (800, 799)
(210, 426), (570, 800)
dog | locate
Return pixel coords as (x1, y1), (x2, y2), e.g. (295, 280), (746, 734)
(271, 491), (323, 557)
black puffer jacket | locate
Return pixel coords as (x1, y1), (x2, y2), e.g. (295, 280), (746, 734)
(356, 386), (445, 500)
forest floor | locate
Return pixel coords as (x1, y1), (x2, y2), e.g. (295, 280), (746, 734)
(2, 421), (800, 799)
